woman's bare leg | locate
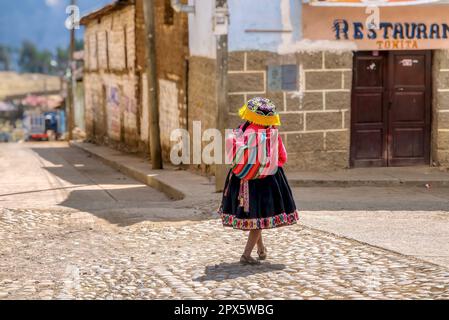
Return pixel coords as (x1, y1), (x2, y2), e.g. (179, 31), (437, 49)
(243, 230), (262, 257)
(257, 231), (264, 252)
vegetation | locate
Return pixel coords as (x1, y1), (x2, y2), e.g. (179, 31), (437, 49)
(0, 39), (84, 75)
(0, 44), (12, 71)
(18, 41), (53, 74)
(55, 39), (84, 73)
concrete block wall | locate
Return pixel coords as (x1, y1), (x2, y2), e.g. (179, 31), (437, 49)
(433, 50), (449, 167)
(227, 50), (353, 170)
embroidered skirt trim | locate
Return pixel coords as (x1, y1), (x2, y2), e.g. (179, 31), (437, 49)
(219, 209), (299, 230)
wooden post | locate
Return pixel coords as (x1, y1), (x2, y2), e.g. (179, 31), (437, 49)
(215, 0), (229, 192)
(67, 0), (76, 140)
(143, 0), (163, 169)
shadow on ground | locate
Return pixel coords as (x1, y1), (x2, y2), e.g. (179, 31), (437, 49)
(193, 262), (286, 282)
(27, 145), (449, 222)
(26, 145), (215, 226)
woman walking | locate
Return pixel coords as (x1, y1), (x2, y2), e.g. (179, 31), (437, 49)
(218, 97), (299, 265)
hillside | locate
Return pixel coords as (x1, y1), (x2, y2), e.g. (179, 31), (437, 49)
(0, 72), (62, 100)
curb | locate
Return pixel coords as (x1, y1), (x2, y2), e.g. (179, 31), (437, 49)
(289, 179), (449, 188)
(70, 142), (449, 190)
(70, 141), (185, 201)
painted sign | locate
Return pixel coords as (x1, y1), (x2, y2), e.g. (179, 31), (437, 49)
(303, 4), (449, 50)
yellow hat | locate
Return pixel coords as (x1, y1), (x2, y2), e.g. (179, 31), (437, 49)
(238, 97), (281, 126)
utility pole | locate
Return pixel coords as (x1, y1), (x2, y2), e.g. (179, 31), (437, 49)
(143, 0), (163, 169)
(214, 0), (229, 192)
(67, 0), (76, 140)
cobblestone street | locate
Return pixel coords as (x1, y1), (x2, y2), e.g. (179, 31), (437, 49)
(3, 0), (449, 304)
(1, 207), (449, 300)
(1, 143), (449, 300)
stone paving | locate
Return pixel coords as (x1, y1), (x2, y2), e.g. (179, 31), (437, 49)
(1, 207), (449, 300)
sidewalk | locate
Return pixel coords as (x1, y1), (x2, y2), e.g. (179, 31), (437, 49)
(288, 166), (449, 187)
(72, 142), (449, 191)
(70, 142), (221, 213)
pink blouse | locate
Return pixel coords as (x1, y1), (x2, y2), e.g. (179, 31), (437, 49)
(239, 123), (287, 168)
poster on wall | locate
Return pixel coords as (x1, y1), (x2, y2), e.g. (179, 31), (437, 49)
(302, 3), (449, 50)
(106, 86), (121, 141)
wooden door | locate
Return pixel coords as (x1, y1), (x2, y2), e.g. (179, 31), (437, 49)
(351, 51), (389, 167)
(350, 51), (431, 167)
(387, 51), (431, 166)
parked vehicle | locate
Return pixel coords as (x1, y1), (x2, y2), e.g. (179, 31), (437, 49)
(23, 110), (66, 141)
(24, 113), (48, 141)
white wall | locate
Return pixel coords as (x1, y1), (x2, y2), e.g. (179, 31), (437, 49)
(188, 0), (216, 58)
(228, 0), (302, 53)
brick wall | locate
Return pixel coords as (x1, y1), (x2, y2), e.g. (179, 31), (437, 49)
(227, 50), (353, 170)
(433, 50), (449, 167)
(83, 5), (142, 153)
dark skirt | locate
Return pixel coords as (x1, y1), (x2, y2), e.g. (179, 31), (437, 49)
(218, 167), (299, 230)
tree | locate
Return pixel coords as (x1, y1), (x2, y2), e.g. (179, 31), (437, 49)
(18, 40), (40, 73)
(17, 39), (84, 75)
(75, 38), (84, 51)
(39, 49), (53, 74)
(18, 40), (54, 74)
(55, 39), (83, 74)
(0, 45), (12, 71)
(56, 46), (69, 71)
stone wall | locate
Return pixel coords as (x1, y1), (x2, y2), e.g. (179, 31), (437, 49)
(83, 5), (142, 153)
(433, 50), (449, 167)
(227, 50), (353, 170)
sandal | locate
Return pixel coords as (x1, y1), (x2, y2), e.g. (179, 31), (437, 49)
(240, 254), (261, 265)
(257, 246), (267, 260)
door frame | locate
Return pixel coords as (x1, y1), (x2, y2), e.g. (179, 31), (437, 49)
(350, 50), (432, 168)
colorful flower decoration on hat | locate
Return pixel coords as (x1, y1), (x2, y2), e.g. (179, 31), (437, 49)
(238, 97), (281, 126)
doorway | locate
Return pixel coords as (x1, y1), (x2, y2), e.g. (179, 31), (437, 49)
(350, 50), (432, 167)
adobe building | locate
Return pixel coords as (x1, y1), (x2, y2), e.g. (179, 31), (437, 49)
(80, 0), (188, 157)
(81, 1), (141, 151)
(81, 0), (449, 173)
